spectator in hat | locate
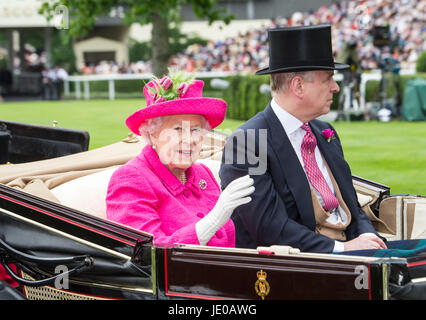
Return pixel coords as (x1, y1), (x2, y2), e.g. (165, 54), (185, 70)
(48, 65), (68, 100)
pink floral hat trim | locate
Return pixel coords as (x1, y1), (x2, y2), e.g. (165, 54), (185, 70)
(126, 78), (227, 136)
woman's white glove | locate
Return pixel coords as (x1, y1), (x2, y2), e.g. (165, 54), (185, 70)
(195, 175), (254, 245)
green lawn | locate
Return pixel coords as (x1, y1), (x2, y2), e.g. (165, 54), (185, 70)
(332, 121), (426, 195)
(1, 99), (425, 195)
(1, 99), (143, 149)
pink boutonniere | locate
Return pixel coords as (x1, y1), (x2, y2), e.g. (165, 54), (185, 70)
(322, 129), (335, 142)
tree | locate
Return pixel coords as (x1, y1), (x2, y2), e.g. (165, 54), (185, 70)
(129, 23), (208, 63)
(39, 0), (234, 76)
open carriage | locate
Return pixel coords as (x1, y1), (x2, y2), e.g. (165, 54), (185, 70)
(0, 124), (425, 300)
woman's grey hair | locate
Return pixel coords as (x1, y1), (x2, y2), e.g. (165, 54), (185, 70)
(270, 71), (315, 94)
(138, 115), (211, 145)
(139, 116), (165, 145)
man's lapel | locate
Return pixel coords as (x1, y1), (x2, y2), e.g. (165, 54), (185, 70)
(310, 122), (352, 202)
(263, 105), (316, 230)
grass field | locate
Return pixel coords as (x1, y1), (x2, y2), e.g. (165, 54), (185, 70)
(1, 99), (425, 195)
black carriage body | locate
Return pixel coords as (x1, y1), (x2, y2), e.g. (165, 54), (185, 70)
(0, 184), (154, 300)
(0, 120), (90, 164)
(1, 184), (423, 300)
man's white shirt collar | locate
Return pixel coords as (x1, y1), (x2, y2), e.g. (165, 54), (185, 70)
(270, 98), (304, 135)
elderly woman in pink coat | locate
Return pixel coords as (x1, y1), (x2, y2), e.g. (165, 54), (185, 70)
(106, 72), (254, 247)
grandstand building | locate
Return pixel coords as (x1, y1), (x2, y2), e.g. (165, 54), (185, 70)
(0, 0), (128, 70)
(0, 0), (334, 70)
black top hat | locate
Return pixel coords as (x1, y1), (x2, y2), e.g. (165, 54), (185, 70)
(255, 24), (349, 75)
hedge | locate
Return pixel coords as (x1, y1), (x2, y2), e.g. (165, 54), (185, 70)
(220, 75), (270, 120)
(416, 51), (426, 73)
(364, 72), (426, 102)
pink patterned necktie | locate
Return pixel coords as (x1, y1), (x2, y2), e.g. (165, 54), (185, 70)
(300, 124), (339, 211)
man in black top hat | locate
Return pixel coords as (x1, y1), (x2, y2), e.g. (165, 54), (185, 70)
(219, 24), (387, 253)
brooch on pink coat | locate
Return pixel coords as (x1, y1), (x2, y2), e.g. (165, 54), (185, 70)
(199, 179), (207, 190)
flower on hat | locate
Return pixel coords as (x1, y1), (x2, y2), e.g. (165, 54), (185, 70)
(126, 71), (227, 136)
(146, 70), (195, 105)
(322, 128), (335, 142)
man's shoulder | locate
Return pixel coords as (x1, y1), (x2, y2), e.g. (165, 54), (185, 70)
(310, 118), (334, 130)
(233, 110), (269, 134)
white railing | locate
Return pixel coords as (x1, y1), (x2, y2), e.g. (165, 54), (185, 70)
(63, 72), (236, 101)
(63, 69), (416, 110)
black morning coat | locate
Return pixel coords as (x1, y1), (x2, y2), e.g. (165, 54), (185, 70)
(219, 103), (379, 253)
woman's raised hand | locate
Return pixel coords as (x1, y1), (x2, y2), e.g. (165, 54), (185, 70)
(217, 175), (254, 217)
(195, 175), (255, 245)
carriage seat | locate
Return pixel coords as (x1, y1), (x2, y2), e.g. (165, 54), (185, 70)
(50, 166), (119, 219)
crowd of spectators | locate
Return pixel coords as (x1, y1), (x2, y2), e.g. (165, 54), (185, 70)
(79, 60), (151, 75)
(80, 0), (425, 75)
(328, 0), (425, 71)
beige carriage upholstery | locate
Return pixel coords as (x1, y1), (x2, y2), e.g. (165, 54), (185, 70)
(353, 181), (426, 241)
(50, 166), (119, 219)
(403, 198), (426, 239)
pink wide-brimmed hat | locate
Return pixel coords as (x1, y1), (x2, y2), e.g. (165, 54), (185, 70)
(126, 78), (227, 136)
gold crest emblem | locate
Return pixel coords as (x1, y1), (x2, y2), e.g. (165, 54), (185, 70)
(254, 269), (270, 300)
